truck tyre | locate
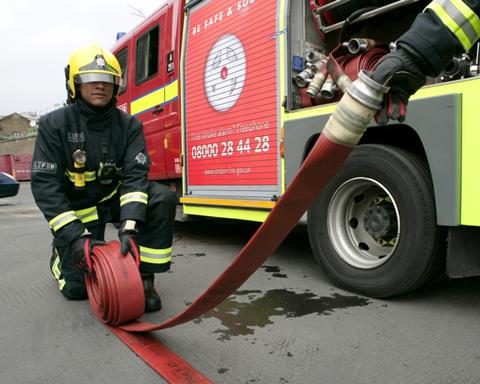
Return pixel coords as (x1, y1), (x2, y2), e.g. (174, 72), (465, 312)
(307, 144), (445, 298)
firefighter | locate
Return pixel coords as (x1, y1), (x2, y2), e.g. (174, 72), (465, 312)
(364, 0), (480, 124)
(31, 44), (177, 312)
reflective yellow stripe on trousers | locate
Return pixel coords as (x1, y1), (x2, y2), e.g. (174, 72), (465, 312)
(51, 253), (66, 290)
(427, 0), (480, 50)
(139, 246), (172, 264)
(120, 192), (148, 206)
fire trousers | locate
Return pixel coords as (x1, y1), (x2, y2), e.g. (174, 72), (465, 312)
(50, 182), (177, 300)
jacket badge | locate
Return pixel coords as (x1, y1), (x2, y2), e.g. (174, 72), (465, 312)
(135, 152), (147, 165)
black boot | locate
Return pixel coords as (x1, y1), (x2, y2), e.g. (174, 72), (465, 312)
(141, 272), (162, 312)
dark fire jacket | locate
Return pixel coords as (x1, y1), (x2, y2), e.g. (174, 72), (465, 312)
(399, 0), (480, 76)
(32, 100), (151, 245)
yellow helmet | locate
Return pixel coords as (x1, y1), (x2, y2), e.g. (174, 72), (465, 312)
(65, 43), (122, 102)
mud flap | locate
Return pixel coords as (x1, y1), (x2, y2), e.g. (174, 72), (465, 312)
(447, 226), (480, 278)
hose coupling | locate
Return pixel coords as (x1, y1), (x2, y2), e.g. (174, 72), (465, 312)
(306, 50), (326, 63)
(345, 38), (377, 55)
(306, 57), (328, 96)
(294, 67), (316, 88)
(319, 76), (337, 100)
(346, 71), (389, 111)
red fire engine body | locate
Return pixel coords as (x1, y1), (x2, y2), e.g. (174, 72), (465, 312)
(112, 0), (480, 298)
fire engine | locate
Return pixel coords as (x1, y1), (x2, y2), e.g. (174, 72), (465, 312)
(111, 0), (480, 298)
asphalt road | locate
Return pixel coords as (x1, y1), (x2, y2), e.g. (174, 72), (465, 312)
(1, 183), (480, 384)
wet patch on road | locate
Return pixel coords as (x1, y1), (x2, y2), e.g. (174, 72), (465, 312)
(172, 252), (206, 257)
(197, 289), (371, 340)
(260, 265), (287, 278)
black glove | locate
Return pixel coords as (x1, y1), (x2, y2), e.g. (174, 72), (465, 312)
(366, 44), (426, 125)
(118, 220), (140, 264)
(70, 234), (103, 273)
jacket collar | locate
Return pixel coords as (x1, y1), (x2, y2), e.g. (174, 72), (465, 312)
(77, 98), (115, 121)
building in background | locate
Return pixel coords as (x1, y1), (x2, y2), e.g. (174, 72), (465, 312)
(0, 113), (33, 140)
(0, 113), (39, 180)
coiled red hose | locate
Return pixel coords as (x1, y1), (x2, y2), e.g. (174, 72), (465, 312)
(305, 46), (387, 107)
(342, 46), (388, 79)
(85, 241), (144, 326)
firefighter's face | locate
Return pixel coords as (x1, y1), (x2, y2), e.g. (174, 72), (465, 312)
(79, 82), (114, 107)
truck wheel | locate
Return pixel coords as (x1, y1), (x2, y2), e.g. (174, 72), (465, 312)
(307, 144), (445, 298)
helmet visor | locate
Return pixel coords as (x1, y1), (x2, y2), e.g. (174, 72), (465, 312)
(75, 73), (121, 86)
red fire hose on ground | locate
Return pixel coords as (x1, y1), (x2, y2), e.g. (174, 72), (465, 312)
(84, 60), (388, 382)
(87, 137), (353, 332)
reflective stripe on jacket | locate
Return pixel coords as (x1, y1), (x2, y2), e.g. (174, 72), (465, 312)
(398, 0), (480, 76)
(427, 0), (480, 50)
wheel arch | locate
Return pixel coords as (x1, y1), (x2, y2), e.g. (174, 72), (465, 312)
(284, 93), (461, 226)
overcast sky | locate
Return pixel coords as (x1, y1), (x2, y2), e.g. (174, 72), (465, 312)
(0, 0), (166, 116)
